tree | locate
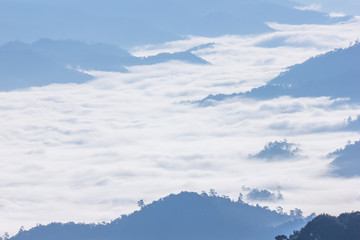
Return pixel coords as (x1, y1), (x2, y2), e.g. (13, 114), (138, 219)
(276, 206), (284, 214)
(237, 193), (243, 202)
(275, 235), (288, 240)
(209, 189), (217, 197)
(2, 233), (9, 240)
(289, 231), (299, 240)
(137, 199), (145, 209)
(290, 208), (303, 217)
(276, 212), (360, 240)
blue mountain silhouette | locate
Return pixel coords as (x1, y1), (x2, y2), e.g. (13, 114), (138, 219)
(276, 211), (360, 240)
(8, 192), (311, 240)
(0, 0), (350, 47)
(345, 115), (360, 132)
(328, 140), (360, 178)
(0, 39), (208, 91)
(202, 43), (360, 104)
(250, 140), (301, 161)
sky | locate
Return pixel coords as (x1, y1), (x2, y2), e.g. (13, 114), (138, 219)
(1, 0), (360, 237)
(296, 0), (360, 15)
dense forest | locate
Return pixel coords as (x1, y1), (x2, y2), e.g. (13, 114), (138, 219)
(275, 211), (360, 240)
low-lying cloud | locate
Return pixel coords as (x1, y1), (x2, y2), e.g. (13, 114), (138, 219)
(0, 19), (360, 236)
(244, 188), (284, 202)
(294, 4), (322, 11)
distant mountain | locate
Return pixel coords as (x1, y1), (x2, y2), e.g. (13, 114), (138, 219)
(7, 192), (311, 240)
(0, 39), (208, 91)
(0, 0), (350, 47)
(201, 43), (360, 104)
(140, 51), (209, 65)
(275, 211), (360, 240)
(345, 115), (360, 132)
(250, 140), (301, 161)
(328, 140), (360, 178)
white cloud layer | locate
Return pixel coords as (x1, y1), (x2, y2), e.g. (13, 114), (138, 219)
(1, 19), (360, 236)
(294, 4), (322, 11)
(329, 12), (347, 18)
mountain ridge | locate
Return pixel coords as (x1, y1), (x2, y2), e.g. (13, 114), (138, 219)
(6, 191), (311, 240)
(276, 211), (360, 240)
(0, 0), (350, 47)
(0, 39), (208, 91)
(201, 42), (360, 104)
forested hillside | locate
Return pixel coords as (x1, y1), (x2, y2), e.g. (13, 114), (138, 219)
(275, 211), (360, 240)
(202, 43), (360, 103)
(6, 192), (310, 240)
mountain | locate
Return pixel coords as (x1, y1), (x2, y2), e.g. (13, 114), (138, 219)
(263, 42), (360, 101)
(140, 51), (209, 65)
(250, 140), (301, 161)
(0, 40), (93, 90)
(201, 43), (360, 104)
(328, 140), (360, 178)
(0, 0), (350, 47)
(7, 192), (311, 240)
(275, 211), (360, 240)
(346, 115), (360, 132)
(0, 39), (208, 91)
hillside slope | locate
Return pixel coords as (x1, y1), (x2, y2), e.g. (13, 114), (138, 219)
(276, 211), (360, 240)
(8, 192), (310, 240)
(202, 43), (360, 103)
(0, 39), (208, 91)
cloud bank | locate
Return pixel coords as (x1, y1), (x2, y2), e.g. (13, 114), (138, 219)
(245, 188), (284, 202)
(0, 19), (360, 236)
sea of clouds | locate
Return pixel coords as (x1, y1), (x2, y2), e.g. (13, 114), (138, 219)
(1, 18), (360, 235)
